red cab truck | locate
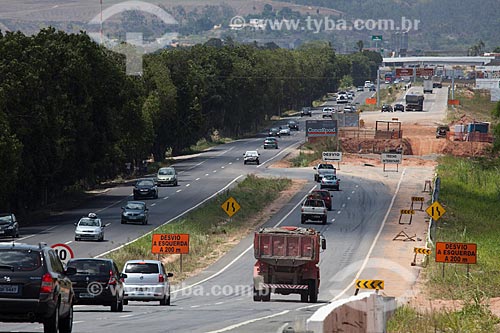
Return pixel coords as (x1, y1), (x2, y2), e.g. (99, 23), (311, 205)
(253, 226), (326, 303)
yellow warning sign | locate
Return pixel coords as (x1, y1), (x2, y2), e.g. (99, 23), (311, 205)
(355, 279), (384, 290)
(414, 247), (431, 255)
(426, 201), (446, 221)
(221, 197), (241, 217)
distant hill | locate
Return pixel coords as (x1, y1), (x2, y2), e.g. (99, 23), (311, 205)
(277, 0), (500, 53)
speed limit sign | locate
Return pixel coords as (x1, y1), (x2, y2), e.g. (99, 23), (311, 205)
(51, 243), (75, 265)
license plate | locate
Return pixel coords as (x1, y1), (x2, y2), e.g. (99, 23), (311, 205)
(0, 284), (18, 294)
(79, 293), (95, 298)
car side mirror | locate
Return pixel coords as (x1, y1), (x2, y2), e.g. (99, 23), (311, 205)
(65, 266), (77, 276)
(321, 238), (327, 250)
(167, 272), (174, 278)
(313, 167), (317, 170)
(74, 222), (77, 226)
(145, 208), (149, 211)
(119, 273), (128, 279)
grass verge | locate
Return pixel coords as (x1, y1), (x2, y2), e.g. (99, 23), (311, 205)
(387, 155), (500, 331)
(106, 175), (292, 283)
(289, 138), (340, 167)
(448, 88), (497, 123)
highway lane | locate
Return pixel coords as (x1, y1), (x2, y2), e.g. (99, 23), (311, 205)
(8, 168), (393, 333)
(2, 100), (396, 332)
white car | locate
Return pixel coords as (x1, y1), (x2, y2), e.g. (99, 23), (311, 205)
(74, 213), (106, 241)
(279, 126), (290, 136)
(336, 93), (348, 104)
(243, 150), (260, 165)
(122, 260), (173, 305)
(322, 107), (334, 118)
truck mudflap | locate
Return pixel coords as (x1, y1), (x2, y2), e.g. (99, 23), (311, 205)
(262, 283), (309, 290)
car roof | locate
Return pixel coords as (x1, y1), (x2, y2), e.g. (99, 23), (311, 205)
(0, 242), (46, 251)
(159, 167), (175, 171)
(127, 201), (146, 205)
(124, 259), (162, 265)
(67, 258), (113, 263)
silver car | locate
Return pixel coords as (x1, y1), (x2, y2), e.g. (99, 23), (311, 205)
(74, 213), (106, 241)
(122, 260), (173, 305)
(157, 167), (178, 187)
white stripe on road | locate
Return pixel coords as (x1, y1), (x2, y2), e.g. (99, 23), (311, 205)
(97, 175), (244, 258)
(205, 311), (290, 333)
(196, 178), (200, 181)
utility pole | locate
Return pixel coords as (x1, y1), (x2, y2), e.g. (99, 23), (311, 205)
(376, 68), (380, 107)
(100, 0), (103, 44)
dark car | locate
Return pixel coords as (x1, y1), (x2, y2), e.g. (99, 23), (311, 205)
(394, 103), (405, 112)
(436, 125), (450, 138)
(121, 201), (149, 224)
(268, 127), (281, 137)
(381, 104), (394, 112)
(287, 120), (299, 130)
(369, 85), (376, 91)
(263, 137), (278, 149)
(66, 258), (126, 312)
(0, 242), (76, 333)
(0, 213), (19, 238)
(301, 107), (312, 117)
(133, 178), (158, 200)
(308, 189), (332, 211)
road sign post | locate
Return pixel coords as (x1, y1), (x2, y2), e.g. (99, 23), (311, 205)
(152, 234), (190, 272)
(51, 243), (75, 266)
(221, 197), (241, 219)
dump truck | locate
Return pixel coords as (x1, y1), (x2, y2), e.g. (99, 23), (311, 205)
(405, 94), (424, 111)
(253, 226), (326, 303)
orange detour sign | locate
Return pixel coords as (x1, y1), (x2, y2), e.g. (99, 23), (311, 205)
(152, 234), (189, 254)
(435, 242), (477, 264)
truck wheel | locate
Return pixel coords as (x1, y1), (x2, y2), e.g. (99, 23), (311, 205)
(261, 289), (271, 302)
(308, 280), (318, 303)
(253, 289), (262, 302)
(322, 216), (327, 224)
(301, 217), (306, 224)
(300, 292), (308, 303)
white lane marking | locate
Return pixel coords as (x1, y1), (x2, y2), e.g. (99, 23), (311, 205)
(97, 175), (243, 258)
(356, 185), (359, 188)
(191, 305), (201, 308)
(328, 168), (407, 302)
(221, 166), (225, 169)
(337, 211), (341, 215)
(18, 225), (61, 241)
(186, 184), (191, 187)
(151, 203), (157, 207)
(216, 147), (234, 157)
(163, 196), (169, 200)
(331, 218), (335, 222)
(229, 162), (232, 165)
(73, 321), (85, 324)
(342, 203), (346, 208)
(214, 302), (224, 305)
(196, 178), (200, 181)
(120, 314), (134, 318)
(65, 241), (73, 245)
(176, 190), (182, 193)
(352, 191), (355, 194)
(347, 197), (351, 200)
(205, 310), (290, 333)
(180, 160), (206, 173)
(213, 170), (217, 173)
(205, 174), (209, 176)
(172, 184), (313, 294)
(256, 141), (302, 168)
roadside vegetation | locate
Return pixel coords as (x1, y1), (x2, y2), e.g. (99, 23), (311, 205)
(388, 155), (500, 331)
(107, 175), (292, 283)
(289, 138), (341, 167)
(448, 88), (497, 123)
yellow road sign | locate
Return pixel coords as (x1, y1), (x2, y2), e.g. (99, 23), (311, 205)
(426, 201), (446, 221)
(414, 247), (432, 255)
(221, 197), (241, 217)
(411, 196), (425, 202)
(400, 209), (415, 215)
(355, 279), (384, 290)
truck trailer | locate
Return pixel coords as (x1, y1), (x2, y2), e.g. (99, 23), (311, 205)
(253, 226), (326, 303)
(423, 79), (433, 93)
(406, 94), (424, 111)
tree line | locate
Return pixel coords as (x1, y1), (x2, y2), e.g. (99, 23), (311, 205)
(0, 28), (380, 215)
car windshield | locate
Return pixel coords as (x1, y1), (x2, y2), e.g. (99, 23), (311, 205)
(246, 151), (258, 156)
(137, 180), (154, 186)
(305, 199), (324, 207)
(288, 121), (296, 125)
(78, 218), (100, 227)
(318, 164), (334, 169)
(125, 263), (159, 274)
(323, 174), (336, 180)
(67, 260), (110, 275)
(0, 249), (41, 271)
(125, 203), (145, 210)
(270, 128), (278, 132)
(158, 168), (174, 175)
(0, 214), (12, 225)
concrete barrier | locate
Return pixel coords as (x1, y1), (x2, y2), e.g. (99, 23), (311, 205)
(306, 292), (396, 333)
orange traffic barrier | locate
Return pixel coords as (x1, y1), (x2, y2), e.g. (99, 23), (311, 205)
(448, 99), (460, 105)
(365, 98), (377, 105)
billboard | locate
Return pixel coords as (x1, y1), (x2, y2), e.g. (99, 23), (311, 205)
(396, 68), (414, 77)
(305, 120), (337, 137)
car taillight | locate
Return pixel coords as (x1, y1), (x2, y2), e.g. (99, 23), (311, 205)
(301, 208), (304, 212)
(108, 270), (117, 285)
(158, 274), (165, 283)
(40, 273), (54, 293)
